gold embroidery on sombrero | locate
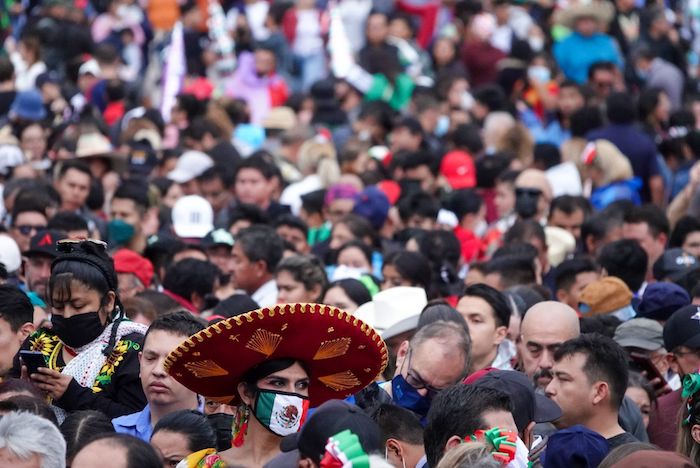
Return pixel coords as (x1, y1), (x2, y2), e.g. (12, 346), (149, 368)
(313, 338), (352, 360)
(318, 370), (361, 390)
(245, 329), (282, 356)
(184, 360), (230, 378)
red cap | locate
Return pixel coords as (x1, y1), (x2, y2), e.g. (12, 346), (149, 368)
(113, 249), (154, 288)
(441, 150), (476, 189)
(377, 180), (401, 205)
(462, 367), (497, 384)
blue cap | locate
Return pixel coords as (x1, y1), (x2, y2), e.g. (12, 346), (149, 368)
(542, 425), (609, 468)
(10, 90), (46, 121)
(638, 282), (690, 322)
(352, 186), (390, 230)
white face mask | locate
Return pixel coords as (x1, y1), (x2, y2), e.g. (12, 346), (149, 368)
(505, 437), (531, 468)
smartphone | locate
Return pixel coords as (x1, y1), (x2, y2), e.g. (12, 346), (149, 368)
(20, 350), (46, 375)
(629, 352), (667, 390)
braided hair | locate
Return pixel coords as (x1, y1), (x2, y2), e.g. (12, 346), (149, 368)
(49, 240), (125, 356)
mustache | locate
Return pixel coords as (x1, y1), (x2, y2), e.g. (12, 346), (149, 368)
(533, 368), (553, 383)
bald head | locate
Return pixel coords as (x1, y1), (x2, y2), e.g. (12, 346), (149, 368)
(518, 301), (580, 388)
(516, 169), (553, 201)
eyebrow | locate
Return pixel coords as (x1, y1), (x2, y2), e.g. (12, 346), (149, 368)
(553, 371), (571, 379)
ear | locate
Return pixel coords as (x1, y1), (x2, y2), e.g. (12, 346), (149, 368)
(666, 353), (680, 374)
(138, 351), (143, 378)
(18, 322), (35, 342)
(494, 325), (507, 346)
(591, 381), (609, 406)
(395, 340), (410, 372)
(191, 292), (204, 311)
(555, 289), (568, 304)
(692, 424), (700, 445)
(386, 438), (403, 459)
(445, 435), (463, 453)
(585, 235), (596, 255)
(658, 233), (668, 248)
(298, 458), (314, 468)
(309, 283), (323, 302)
(254, 259), (268, 278)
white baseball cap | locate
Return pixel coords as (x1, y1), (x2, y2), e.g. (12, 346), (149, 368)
(171, 195), (214, 239)
(354, 286), (428, 332)
(0, 234), (21, 273)
(167, 151), (214, 184)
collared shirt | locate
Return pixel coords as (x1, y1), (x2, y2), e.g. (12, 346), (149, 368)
(112, 399), (205, 442)
(252, 279), (278, 308)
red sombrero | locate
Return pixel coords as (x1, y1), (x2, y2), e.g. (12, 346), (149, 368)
(164, 303), (388, 406)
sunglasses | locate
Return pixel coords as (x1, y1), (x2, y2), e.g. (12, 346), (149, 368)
(515, 188), (542, 198)
(14, 225), (47, 236)
(56, 238), (108, 253)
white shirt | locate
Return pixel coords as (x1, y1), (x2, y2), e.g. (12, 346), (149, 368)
(252, 279), (278, 308)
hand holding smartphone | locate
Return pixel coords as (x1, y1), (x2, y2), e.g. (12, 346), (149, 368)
(20, 350), (47, 376)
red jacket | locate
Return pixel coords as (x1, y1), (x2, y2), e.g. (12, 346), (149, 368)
(281, 8), (330, 45)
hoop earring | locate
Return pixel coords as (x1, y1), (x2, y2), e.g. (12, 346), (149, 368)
(232, 404), (250, 447)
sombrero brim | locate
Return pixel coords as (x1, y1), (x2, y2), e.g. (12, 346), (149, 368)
(164, 303), (388, 407)
(555, 2), (614, 29)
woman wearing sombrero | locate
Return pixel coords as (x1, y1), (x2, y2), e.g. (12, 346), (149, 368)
(165, 302), (388, 467)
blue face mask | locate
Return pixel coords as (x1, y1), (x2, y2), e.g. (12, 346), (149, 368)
(391, 374), (431, 417)
(107, 219), (135, 247)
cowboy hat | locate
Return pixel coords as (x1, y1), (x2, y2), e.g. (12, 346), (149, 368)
(165, 303), (388, 406)
(555, 1), (614, 29)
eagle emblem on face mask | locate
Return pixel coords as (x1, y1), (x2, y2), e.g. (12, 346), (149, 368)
(276, 405), (300, 428)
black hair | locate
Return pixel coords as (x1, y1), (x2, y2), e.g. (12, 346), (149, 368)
(325, 278), (372, 307)
(242, 358), (300, 387)
(462, 284), (511, 328)
(212, 293), (259, 318)
(60, 410), (116, 463)
(182, 117), (223, 141)
(0, 56), (13, 82)
(533, 143), (561, 170)
(370, 403), (423, 445)
(553, 333), (628, 409)
(47, 212), (88, 233)
(5, 395), (58, 426)
(424, 385), (512, 467)
(152, 410), (216, 453)
(57, 159), (92, 180)
(400, 151), (439, 176)
(334, 214), (378, 248)
(504, 220), (546, 247)
(143, 310), (207, 343)
(554, 257), (598, 292)
(638, 87), (665, 123)
(227, 204), (269, 229)
(447, 189), (483, 221)
(112, 179), (150, 211)
(451, 123), (483, 155)
(580, 213), (624, 254)
(86, 178), (105, 212)
(606, 92), (637, 125)
(301, 189), (326, 216)
(273, 215), (309, 237)
(579, 315), (621, 338)
(549, 195), (592, 218)
(483, 255), (537, 289)
(570, 106), (604, 138)
(382, 250), (432, 291)
(472, 85), (508, 114)
(0, 284), (33, 332)
(337, 240), (373, 266)
(597, 240), (647, 292)
(670, 216), (700, 249)
(418, 301), (469, 334)
(83, 433), (161, 468)
(175, 93), (207, 122)
(476, 153), (513, 189)
(397, 191), (440, 222)
(624, 205), (670, 237)
(492, 242), (538, 262)
(235, 225), (284, 273)
(0, 378), (42, 399)
(162, 259), (220, 305)
(275, 255), (328, 301)
(587, 60), (617, 80)
(135, 290), (182, 315)
(234, 152), (278, 180)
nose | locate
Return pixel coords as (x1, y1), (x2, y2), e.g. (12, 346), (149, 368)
(539, 350), (554, 370)
(416, 387), (429, 398)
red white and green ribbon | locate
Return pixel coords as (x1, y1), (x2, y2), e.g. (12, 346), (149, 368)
(465, 427), (518, 465)
(320, 430), (370, 468)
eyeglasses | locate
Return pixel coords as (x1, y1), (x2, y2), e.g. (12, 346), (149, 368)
(56, 239), (107, 253)
(673, 348), (700, 358)
(14, 225), (47, 236)
(402, 349), (444, 397)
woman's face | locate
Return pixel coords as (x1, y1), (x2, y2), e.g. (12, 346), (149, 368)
(329, 222), (356, 250)
(323, 286), (359, 313)
(276, 270), (317, 304)
(257, 361), (310, 396)
(51, 280), (114, 325)
(337, 246), (371, 272)
(151, 430), (191, 468)
(164, 183), (184, 208)
(447, 78), (469, 109)
(20, 124), (46, 161)
(625, 386), (651, 428)
(381, 264), (412, 290)
(433, 38), (455, 66)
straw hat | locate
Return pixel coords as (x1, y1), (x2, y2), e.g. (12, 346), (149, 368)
(556, 1), (615, 29)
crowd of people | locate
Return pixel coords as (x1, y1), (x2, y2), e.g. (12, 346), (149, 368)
(2, 0), (700, 466)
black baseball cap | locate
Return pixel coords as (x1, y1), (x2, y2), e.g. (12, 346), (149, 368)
(470, 370), (562, 433)
(663, 304), (700, 351)
(23, 230), (67, 258)
(653, 248), (700, 282)
(279, 400), (382, 464)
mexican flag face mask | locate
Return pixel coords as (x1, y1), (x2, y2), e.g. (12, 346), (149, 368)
(253, 390), (310, 436)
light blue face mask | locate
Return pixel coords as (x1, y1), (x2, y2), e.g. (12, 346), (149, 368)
(528, 65), (551, 83)
(435, 115), (450, 137)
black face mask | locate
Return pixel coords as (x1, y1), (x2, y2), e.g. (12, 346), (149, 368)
(207, 413), (234, 452)
(515, 188), (542, 220)
(51, 312), (106, 349)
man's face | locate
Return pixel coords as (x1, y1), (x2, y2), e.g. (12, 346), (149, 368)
(670, 347), (700, 377)
(55, 168), (91, 211)
(254, 49), (276, 76)
(495, 182), (515, 219)
(201, 177), (231, 214)
(325, 199), (355, 226)
(366, 14), (388, 45)
(590, 69), (615, 99)
(456, 296), (504, 370)
(518, 318), (578, 389)
(545, 353), (596, 428)
(110, 198), (142, 233)
(117, 272), (144, 299)
(11, 211), (47, 253)
(235, 168), (272, 208)
(623, 222), (663, 269)
(0, 317), (31, 377)
(139, 330), (197, 408)
(24, 254), (53, 300)
(395, 340), (465, 398)
(683, 231), (700, 258)
(276, 225), (309, 255)
(549, 208), (584, 241)
(557, 86), (584, 117)
(557, 271), (599, 311)
(206, 245), (234, 276)
(390, 127), (421, 153)
(231, 242), (259, 293)
(404, 165), (435, 193)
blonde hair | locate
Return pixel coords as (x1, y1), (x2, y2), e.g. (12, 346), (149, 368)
(298, 137), (340, 187)
(436, 441), (501, 468)
(587, 140), (633, 186)
(677, 393), (700, 466)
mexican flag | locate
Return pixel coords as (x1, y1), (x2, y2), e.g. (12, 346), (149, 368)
(256, 392), (310, 435)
